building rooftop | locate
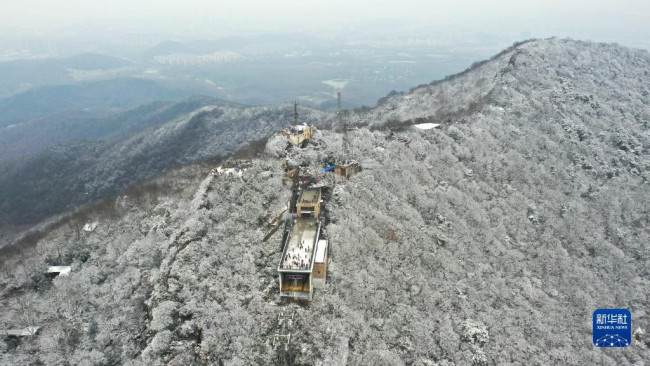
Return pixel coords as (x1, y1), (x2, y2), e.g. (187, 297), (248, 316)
(285, 124), (313, 135)
(5, 326), (40, 337)
(293, 124), (311, 131)
(279, 219), (321, 272)
(315, 240), (328, 263)
(47, 266), (71, 276)
(298, 188), (321, 204)
(414, 123), (441, 130)
(83, 222), (98, 232)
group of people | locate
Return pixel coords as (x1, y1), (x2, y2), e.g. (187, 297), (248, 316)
(281, 240), (311, 269)
(299, 240), (310, 252)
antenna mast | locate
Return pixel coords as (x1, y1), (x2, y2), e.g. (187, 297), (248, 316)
(337, 91), (344, 130)
(293, 100), (299, 126)
(337, 92), (341, 114)
(339, 91), (350, 156)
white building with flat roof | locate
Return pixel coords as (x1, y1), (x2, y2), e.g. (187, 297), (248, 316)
(47, 266), (71, 277)
(4, 326), (40, 337)
(312, 239), (328, 289)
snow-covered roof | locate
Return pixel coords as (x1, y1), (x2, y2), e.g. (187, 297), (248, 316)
(337, 160), (359, 167)
(5, 326), (40, 336)
(47, 266), (71, 276)
(413, 123), (441, 130)
(315, 240), (328, 263)
(83, 222), (98, 232)
(293, 123), (310, 131)
(285, 124), (314, 135)
(213, 166), (245, 177)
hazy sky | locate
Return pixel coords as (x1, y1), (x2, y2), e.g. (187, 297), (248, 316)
(2, 0), (649, 48)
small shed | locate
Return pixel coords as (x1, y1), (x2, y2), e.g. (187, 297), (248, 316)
(47, 266), (71, 277)
(312, 239), (328, 289)
(83, 222), (98, 232)
(334, 161), (361, 182)
(5, 326), (40, 337)
(413, 123), (442, 130)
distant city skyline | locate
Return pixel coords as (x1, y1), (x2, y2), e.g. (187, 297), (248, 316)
(0, 0), (648, 51)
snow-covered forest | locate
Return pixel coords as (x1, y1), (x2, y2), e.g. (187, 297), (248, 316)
(0, 38), (648, 365)
(0, 100), (333, 245)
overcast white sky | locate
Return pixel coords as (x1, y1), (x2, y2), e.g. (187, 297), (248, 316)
(1, 0), (649, 48)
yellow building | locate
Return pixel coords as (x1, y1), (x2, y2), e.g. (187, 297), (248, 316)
(281, 124), (315, 148)
(296, 188), (322, 218)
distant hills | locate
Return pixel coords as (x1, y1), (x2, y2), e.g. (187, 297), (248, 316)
(0, 53), (133, 97)
(0, 78), (194, 129)
(1, 32), (497, 111)
(0, 97), (216, 160)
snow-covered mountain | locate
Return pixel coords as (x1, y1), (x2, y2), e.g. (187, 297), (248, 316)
(0, 100), (333, 245)
(0, 38), (648, 365)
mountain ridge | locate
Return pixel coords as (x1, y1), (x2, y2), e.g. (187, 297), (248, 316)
(351, 38), (649, 128)
(0, 38), (648, 365)
(0, 99), (333, 239)
(0, 78), (198, 129)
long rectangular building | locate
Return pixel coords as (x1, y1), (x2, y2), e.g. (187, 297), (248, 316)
(312, 239), (328, 289)
(277, 218), (322, 300)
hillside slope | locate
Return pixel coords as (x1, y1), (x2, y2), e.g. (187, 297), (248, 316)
(0, 97), (218, 160)
(351, 38), (649, 131)
(0, 101), (333, 232)
(0, 38), (648, 365)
